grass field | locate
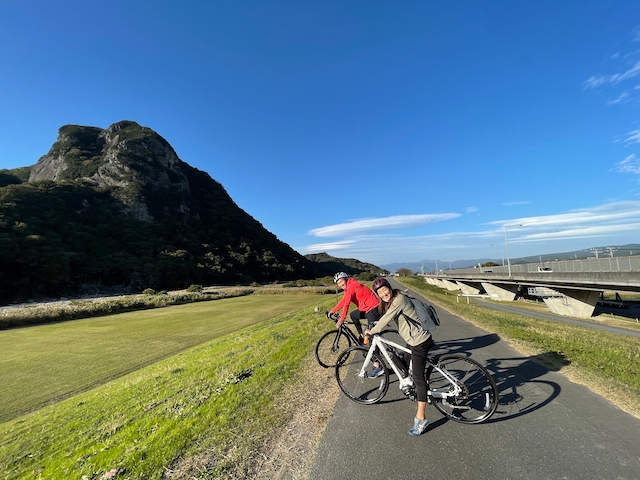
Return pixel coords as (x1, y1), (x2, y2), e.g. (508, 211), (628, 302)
(0, 294), (324, 423)
(5, 276), (639, 479)
(1, 293), (337, 479)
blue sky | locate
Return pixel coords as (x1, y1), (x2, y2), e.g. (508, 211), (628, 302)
(2, 1), (640, 266)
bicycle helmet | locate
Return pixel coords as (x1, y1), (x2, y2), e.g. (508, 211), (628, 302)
(333, 272), (349, 283)
(372, 277), (391, 292)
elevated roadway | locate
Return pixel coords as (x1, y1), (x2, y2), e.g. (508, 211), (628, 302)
(425, 256), (640, 318)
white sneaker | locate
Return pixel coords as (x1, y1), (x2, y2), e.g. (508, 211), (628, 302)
(408, 417), (429, 436)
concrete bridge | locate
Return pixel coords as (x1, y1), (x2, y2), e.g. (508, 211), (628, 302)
(424, 255), (640, 318)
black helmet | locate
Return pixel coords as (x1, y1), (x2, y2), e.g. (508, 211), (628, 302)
(372, 277), (391, 292)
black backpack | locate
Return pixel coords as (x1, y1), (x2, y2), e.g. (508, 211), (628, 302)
(401, 292), (440, 332)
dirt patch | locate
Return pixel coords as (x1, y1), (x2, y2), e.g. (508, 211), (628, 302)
(246, 359), (340, 480)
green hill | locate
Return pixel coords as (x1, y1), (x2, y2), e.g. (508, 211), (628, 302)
(304, 252), (386, 276)
(0, 121), (327, 302)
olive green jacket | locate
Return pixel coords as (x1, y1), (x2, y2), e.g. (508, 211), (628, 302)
(370, 292), (431, 346)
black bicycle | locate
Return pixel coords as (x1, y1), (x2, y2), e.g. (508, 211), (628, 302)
(315, 312), (402, 368)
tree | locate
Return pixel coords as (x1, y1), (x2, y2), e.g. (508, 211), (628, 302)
(396, 268), (412, 277)
(481, 261), (500, 267)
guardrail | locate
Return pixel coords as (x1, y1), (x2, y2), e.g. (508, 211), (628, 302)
(446, 256), (640, 275)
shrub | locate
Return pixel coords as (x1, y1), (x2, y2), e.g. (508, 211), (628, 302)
(186, 284), (203, 293)
(142, 288), (155, 295)
(356, 272), (376, 282)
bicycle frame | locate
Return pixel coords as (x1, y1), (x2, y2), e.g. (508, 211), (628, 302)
(336, 322), (364, 345)
(360, 334), (465, 402)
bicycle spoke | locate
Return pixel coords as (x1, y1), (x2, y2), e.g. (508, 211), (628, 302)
(315, 330), (352, 368)
(427, 355), (498, 424)
(335, 347), (389, 404)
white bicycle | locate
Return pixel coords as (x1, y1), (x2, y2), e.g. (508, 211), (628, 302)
(335, 333), (499, 424)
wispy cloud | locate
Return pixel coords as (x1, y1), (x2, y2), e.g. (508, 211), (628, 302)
(466, 206), (479, 214)
(583, 60), (640, 89)
(307, 213), (460, 237)
(633, 26), (640, 42)
(615, 154), (640, 175)
(303, 240), (356, 252)
(489, 201), (640, 230)
(298, 201), (640, 264)
(503, 201), (531, 206)
(626, 129), (640, 144)
(607, 91), (630, 104)
(516, 222), (640, 243)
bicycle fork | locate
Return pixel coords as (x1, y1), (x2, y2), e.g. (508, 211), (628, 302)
(359, 345), (416, 395)
(427, 363), (466, 408)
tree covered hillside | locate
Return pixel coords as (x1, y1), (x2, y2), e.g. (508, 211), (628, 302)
(0, 121), (326, 302)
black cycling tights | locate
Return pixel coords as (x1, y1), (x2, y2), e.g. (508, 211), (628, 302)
(406, 337), (434, 403)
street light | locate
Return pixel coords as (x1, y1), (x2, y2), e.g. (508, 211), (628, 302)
(491, 243), (505, 266)
(504, 224), (523, 277)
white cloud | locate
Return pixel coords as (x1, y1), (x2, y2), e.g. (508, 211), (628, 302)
(607, 91), (630, 105)
(516, 222), (640, 243)
(466, 206), (479, 213)
(584, 60), (640, 89)
(503, 201), (531, 206)
(297, 201), (640, 264)
(633, 26), (640, 42)
(301, 240), (356, 253)
(489, 201), (640, 230)
(615, 154), (640, 175)
(626, 129), (640, 144)
(307, 213), (460, 237)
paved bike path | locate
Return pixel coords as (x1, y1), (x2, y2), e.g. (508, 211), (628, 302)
(309, 279), (640, 480)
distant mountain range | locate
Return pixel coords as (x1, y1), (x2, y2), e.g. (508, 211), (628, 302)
(381, 244), (640, 273)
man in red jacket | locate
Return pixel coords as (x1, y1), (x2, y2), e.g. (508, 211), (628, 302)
(329, 272), (380, 335)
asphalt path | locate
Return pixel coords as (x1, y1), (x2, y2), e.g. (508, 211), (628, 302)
(309, 279), (640, 480)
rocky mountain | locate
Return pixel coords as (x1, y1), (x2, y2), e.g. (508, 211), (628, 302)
(0, 121), (328, 302)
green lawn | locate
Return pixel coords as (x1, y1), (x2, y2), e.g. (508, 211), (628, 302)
(1, 294), (337, 479)
(0, 294), (321, 423)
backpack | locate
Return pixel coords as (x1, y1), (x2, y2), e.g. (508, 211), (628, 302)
(401, 292), (440, 332)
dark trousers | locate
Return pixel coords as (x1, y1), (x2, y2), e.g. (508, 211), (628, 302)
(349, 307), (381, 335)
(406, 337), (434, 402)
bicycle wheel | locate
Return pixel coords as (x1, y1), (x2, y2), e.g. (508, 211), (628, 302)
(335, 346), (389, 404)
(426, 354), (498, 424)
(315, 330), (353, 368)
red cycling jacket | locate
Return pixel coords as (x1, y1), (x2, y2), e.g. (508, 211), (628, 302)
(330, 277), (379, 321)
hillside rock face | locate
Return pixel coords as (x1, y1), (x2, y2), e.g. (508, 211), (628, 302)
(0, 121), (325, 300)
(29, 121), (192, 222)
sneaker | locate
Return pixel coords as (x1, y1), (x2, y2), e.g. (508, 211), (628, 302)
(368, 365), (384, 378)
(408, 417), (429, 436)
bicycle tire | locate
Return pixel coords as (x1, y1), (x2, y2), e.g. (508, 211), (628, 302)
(315, 329), (353, 368)
(335, 346), (389, 404)
(426, 354), (498, 424)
